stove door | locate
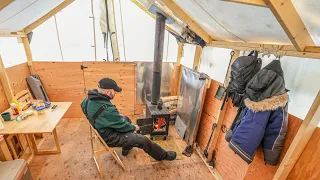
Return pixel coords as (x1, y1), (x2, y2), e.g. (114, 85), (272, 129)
(136, 118), (154, 135)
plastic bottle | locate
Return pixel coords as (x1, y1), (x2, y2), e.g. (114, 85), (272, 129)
(12, 99), (21, 111)
(10, 103), (19, 115)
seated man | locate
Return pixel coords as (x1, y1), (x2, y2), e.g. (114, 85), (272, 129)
(81, 78), (176, 161)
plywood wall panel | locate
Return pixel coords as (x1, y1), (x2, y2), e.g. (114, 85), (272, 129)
(6, 62), (31, 96)
(214, 100), (249, 180)
(83, 62), (135, 116)
(244, 115), (302, 180)
(288, 128), (320, 180)
(196, 79), (222, 150)
(32, 62), (86, 118)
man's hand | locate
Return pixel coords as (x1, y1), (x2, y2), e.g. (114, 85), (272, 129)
(135, 125), (140, 131)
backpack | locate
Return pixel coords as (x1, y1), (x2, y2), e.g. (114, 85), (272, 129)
(221, 51), (262, 109)
(223, 51), (262, 142)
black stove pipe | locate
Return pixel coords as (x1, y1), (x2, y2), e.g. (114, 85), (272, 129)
(151, 12), (167, 105)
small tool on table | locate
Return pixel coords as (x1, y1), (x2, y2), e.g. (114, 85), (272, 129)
(51, 105), (58, 111)
(22, 103), (32, 111)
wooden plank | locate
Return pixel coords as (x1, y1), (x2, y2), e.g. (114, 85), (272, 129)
(193, 45), (203, 72)
(32, 62), (86, 118)
(288, 128), (320, 180)
(21, 37), (34, 74)
(0, 56), (14, 102)
(24, 0), (75, 34)
(170, 43), (184, 96)
(0, 136), (13, 161)
(130, 0), (179, 36)
(209, 41), (320, 59)
(159, 0), (214, 42)
(224, 0), (266, 7)
(263, 0), (315, 51)
(273, 91), (320, 180)
(0, 0), (14, 10)
(6, 63), (31, 96)
(0, 30), (26, 37)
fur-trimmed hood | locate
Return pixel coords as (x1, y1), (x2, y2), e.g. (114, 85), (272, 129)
(244, 93), (288, 112)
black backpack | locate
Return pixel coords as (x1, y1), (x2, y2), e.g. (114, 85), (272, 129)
(221, 51), (262, 109)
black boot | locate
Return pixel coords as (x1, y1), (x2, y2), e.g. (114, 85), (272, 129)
(122, 147), (133, 156)
(164, 151), (177, 161)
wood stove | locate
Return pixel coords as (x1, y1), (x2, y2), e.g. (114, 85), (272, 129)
(136, 12), (170, 140)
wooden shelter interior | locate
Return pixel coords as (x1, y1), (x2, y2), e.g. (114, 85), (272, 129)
(0, 0), (320, 179)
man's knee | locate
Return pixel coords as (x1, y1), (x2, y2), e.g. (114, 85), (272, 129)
(128, 133), (151, 148)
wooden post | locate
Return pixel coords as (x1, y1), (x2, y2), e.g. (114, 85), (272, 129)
(209, 50), (240, 157)
(273, 91), (320, 180)
(170, 43), (184, 96)
(0, 56), (14, 102)
(193, 45), (203, 72)
(22, 37), (34, 74)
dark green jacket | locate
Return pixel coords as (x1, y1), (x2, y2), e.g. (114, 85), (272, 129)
(81, 89), (136, 134)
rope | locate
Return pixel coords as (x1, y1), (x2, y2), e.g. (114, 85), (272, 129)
(119, 0), (127, 62)
(54, 15), (64, 61)
(91, 0), (97, 61)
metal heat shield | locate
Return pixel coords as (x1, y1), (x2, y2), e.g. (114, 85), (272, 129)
(175, 67), (206, 145)
(136, 62), (174, 104)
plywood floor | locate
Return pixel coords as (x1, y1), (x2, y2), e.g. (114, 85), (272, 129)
(28, 118), (214, 180)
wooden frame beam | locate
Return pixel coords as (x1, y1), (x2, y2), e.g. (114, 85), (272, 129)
(263, 0), (315, 51)
(224, 0), (266, 7)
(171, 43), (184, 96)
(209, 41), (320, 59)
(21, 37), (34, 74)
(0, 56), (14, 102)
(0, 31), (26, 37)
(273, 91), (320, 180)
(130, 0), (179, 36)
(0, 0), (14, 10)
(193, 45), (203, 71)
(159, 0), (214, 43)
(24, 0), (75, 34)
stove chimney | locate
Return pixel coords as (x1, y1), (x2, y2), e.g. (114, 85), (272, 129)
(151, 12), (167, 105)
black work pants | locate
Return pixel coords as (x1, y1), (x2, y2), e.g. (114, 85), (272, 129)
(105, 116), (167, 161)
(111, 132), (167, 161)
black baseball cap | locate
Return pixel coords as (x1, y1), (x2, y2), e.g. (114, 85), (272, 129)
(98, 78), (122, 92)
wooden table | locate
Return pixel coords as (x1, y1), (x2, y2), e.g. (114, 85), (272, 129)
(0, 102), (72, 159)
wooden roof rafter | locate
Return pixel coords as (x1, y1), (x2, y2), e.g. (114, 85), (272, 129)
(223, 0), (316, 52)
(223, 0), (267, 7)
(24, 0), (75, 34)
(158, 0), (215, 43)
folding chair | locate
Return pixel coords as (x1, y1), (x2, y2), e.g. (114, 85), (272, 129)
(88, 122), (126, 177)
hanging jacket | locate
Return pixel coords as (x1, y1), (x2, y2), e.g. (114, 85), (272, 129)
(228, 60), (289, 165)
